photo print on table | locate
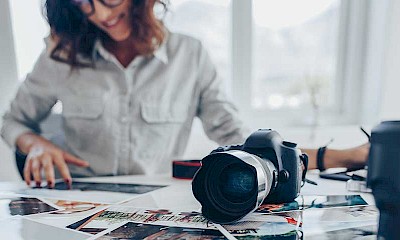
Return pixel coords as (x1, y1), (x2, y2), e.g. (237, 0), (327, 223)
(301, 205), (378, 237)
(303, 224), (377, 240)
(66, 210), (111, 235)
(53, 181), (166, 194)
(223, 211), (302, 239)
(47, 199), (106, 215)
(255, 195), (368, 214)
(96, 222), (228, 240)
(97, 207), (214, 228)
(67, 207), (216, 235)
(0, 196), (58, 219)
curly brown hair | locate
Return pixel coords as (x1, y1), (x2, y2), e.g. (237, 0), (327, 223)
(45, 0), (167, 67)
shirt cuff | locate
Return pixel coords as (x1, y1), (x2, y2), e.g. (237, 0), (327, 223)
(1, 121), (34, 148)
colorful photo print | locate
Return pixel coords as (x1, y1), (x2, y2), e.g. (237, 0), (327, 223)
(47, 199), (105, 214)
(301, 205), (378, 236)
(67, 210), (111, 235)
(303, 224), (377, 240)
(0, 196), (58, 219)
(98, 207), (214, 228)
(97, 222), (227, 240)
(67, 207), (215, 235)
(255, 195), (368, 214)
(224, 211), (302, 239)
(53, 181), (166, 194)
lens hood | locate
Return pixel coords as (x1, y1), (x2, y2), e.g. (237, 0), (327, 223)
(192, 150), (275, 224)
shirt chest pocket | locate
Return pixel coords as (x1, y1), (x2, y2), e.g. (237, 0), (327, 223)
(61, 95), (106, 140)
(140, 103), (187, 124)
(62, 96), (104, 119)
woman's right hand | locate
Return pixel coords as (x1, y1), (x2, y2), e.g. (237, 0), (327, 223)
(16, 133), (89, 188)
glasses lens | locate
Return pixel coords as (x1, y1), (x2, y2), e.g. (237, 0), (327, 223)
(218, 164), (256, 203)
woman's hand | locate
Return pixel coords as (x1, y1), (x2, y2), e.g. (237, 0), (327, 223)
(16, 133), (89, 188)
(302, 143), (370, 170)
(337, 143), (370, 170)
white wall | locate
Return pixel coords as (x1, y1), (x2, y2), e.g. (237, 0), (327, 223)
(0, 0), (21, 181)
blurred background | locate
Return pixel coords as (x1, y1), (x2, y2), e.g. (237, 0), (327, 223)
(1, 0), (399, 180)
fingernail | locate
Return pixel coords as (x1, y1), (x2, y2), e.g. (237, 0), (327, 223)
(65, 178), (72, 189)
(36, 181), (41, 188)
(47, 181), (54, 189)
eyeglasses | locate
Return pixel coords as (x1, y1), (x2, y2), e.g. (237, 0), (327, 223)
(71, 0), (125, 16)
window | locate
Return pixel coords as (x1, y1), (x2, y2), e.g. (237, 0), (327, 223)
(164, 0), (231, 90)
(252, 0), (340, 110)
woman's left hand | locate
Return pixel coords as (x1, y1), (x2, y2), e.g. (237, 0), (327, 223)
(338, 143), (370, 170)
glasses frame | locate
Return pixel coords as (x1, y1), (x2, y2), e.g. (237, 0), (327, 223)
(72, 0), (125, 16)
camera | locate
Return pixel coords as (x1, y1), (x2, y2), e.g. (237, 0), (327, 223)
(367, 121), (400, 240)
(192, 129), (307, 224)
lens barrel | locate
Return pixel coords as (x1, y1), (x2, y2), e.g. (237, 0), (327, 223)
(192, 150), (276, 224)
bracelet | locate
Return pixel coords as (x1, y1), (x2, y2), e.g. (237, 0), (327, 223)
(317, 146), (327, 171)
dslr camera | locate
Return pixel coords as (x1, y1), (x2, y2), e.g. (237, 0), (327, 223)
(192, 129), (307, 224)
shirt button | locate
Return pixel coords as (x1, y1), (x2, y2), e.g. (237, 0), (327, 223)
(121, 116), (129, 123)
(121, 147), (129, 154)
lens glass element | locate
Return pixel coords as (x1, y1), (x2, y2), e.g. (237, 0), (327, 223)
(218, 164), (256, 203)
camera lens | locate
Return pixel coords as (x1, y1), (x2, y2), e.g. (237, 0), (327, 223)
(218, 164), (256, 203)
(192, 150), (277, 223)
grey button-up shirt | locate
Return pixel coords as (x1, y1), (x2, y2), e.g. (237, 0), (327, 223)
(1, 32), (247, 177)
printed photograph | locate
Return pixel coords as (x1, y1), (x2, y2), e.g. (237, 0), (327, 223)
(66, 210), (111, 235)
(66, 207), (215, 235)
(48, 199), (105, 214)
(223, 211), (302, 239)
(53, 181), (166, 194)
(96, 207), (214, 228)
(97, 222), (227, 240)
(301, 205), (378, 235)
(0, 196), (58, 218)
(303, 224), (377, 240)
(255, 195), (368, 214)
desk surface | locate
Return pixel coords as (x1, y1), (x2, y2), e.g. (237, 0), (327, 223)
(0, 171), (377, 239)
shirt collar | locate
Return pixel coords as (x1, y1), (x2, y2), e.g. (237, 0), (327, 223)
(93, 32), (169, 65)
(153, 32), (169, 64)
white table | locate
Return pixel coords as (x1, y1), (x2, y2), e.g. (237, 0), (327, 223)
(0, 171), (377, 239)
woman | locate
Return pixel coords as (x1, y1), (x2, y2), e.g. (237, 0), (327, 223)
(1, 0), (368, 188)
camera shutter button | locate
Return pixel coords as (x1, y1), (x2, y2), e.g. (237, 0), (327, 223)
(283, 141), (297, 148)
(279, 170), (290, 182)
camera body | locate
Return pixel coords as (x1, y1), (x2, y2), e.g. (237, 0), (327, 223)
(192, 129), (306, 223)
(212, 129), (303, 203)
(367, 121), (400, 239)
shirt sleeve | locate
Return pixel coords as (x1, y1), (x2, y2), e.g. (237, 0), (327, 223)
(195, 42), (250, 146)
(1, 49), (59, 147)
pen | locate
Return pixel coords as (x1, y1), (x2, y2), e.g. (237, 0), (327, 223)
(305, 178), (318, 186)
(360, 126), (371, 142)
